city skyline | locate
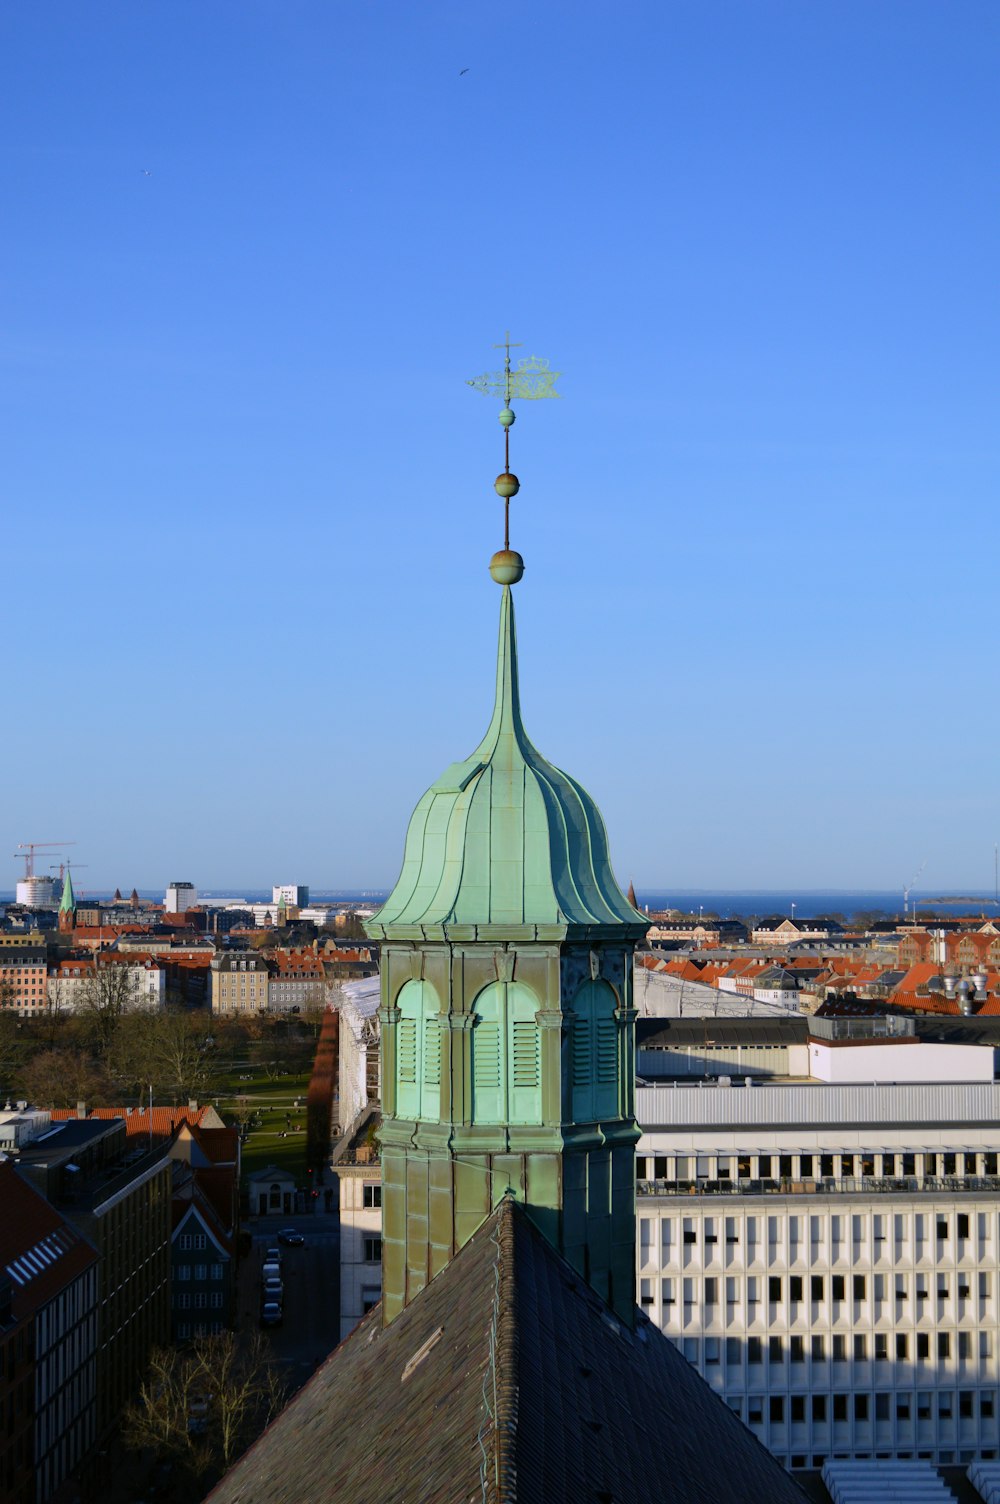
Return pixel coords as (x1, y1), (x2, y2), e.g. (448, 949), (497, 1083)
(3, 2), (998, 888)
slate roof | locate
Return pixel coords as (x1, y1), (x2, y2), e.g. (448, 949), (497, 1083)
(206, 1197), (806, 1504)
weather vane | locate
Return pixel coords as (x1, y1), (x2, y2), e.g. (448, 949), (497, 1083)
(466, 333), (562, 586)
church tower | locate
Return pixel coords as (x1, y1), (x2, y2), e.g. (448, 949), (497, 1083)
(58, 867), (76, 933)
(366, 344), (647, 1326)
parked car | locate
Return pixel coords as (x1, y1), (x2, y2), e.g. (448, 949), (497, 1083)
(278, 1228), (304, 1246)
(265, 1246), (283, 1266)
(262, 1277), (284, 1303)
(260, 1301), (282, 1328)
(261, 1260), (281, 1283)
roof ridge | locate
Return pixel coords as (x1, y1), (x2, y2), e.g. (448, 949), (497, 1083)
(493, 1197), (518, 1504)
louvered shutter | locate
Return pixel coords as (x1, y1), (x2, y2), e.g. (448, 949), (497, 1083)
(471, 987), (502, 1124)
(507, 984), (541, 1125)
(421, 1009), (441, 1121)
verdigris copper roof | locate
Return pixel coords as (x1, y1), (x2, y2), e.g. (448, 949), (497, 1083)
(205, 1196), (807, 1504)
(367, 586), (646, 941)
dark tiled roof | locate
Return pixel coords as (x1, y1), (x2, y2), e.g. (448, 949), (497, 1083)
(638, 1015), (810, 1049)
(0, 1163), (97, 1316)
(207, 1198), (806, 1504)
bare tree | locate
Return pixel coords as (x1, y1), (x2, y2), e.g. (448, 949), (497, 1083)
(78, 962), (142, 1053)
(17, 1048), (110, 1108)
(0, 1010), (25, 1086)
(123, 1332), (287, 1480)
(106, 1010), (160, 1101)
(148, 1009), (209, 1099)
(0, 975), (18, 1014)
(232, 1095), (255, 1132)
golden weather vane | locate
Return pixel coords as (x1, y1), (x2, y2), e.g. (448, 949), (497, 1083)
(466, 334), (562, 584)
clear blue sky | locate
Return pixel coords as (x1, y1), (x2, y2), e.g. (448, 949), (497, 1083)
(2, 1), (998, 894)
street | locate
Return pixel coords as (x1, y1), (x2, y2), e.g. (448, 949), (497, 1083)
(238, 1214), (341, 1393)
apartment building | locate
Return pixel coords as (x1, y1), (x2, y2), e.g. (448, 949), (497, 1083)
(210, 950), (271, 1014)
(636, 1051), (1000, 1474)
(268, 949), (325, 1013)
(47, 956), (166, 1013)
(0, 940), (49, 1017)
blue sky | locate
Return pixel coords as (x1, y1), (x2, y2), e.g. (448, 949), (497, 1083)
(2, 1), (998, 894)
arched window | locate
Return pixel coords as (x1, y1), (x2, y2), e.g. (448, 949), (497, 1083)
(470, 982), (541, 1126)
(395, 980), (441, 1122)
(571, 980), (619, 1122)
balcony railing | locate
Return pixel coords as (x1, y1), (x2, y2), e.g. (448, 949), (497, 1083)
(637, 1174), (1000, 1198)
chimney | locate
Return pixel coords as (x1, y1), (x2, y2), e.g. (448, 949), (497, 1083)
(188, 1100), (198, 1113)
(76, 1101), (87, 1120)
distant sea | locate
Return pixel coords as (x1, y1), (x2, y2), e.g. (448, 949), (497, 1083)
(4, 887), (999, 921)
(633, 890), (1000, 921)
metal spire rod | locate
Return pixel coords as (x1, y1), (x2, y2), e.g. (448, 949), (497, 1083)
(466, 335), (562, 585)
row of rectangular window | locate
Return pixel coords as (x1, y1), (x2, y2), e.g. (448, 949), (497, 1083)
(176, 1322), (225, 1339)
(643, 1210), (995, 1255)
(736, 1389), (996, 1425)
(643, 1153), (999, 1180)
(653, 1272), (994, 1306)
(175, 1264), (225, 1281)
(670, 1331), (993, 1363)
(173, 1294), (224, 1309)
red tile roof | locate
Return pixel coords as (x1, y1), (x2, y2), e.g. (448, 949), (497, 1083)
(51, 1105), (219, 1136)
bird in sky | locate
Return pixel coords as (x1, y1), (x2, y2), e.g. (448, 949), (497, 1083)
(141, 168), (152, 176)
(459, 67), (469, 75)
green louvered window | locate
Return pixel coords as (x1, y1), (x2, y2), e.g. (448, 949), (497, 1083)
(571, 981), (619, 1122)
(471, 982), (541, 1125)
(395, 981), (441, 1123)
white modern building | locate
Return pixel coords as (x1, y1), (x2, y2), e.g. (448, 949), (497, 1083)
(636, 1046), (1000, 1474)
(272, 885), (308, 910)
(329, 1107), (382, 1340)
(333, 975), (380, 1132)
(14, 875), (59, 909)
(165, 881), (198, 913)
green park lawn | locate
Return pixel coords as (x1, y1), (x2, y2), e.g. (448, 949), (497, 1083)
(209, 1067), (313, 1185)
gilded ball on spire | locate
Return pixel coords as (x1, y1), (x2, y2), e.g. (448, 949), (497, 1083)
(490, 549), (524, 585)
(495, 472), (519, 498)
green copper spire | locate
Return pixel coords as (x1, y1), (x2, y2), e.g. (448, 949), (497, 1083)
(369, 343), (646, 1330)
(59, 866), (75, 915)
(369, 585), (644, 939)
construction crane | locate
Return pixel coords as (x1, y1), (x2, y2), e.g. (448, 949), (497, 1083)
(13, 841), (76, 878)
(903, 859), (927, 919)
(50, 862), (88, 886)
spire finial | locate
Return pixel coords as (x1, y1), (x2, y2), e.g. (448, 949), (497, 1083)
(466, 335), (562, 585)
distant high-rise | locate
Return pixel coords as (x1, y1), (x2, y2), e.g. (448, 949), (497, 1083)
(14, 874), (59, 908)
(272, 883), (308, 909)
(164, 880), (197, 913)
